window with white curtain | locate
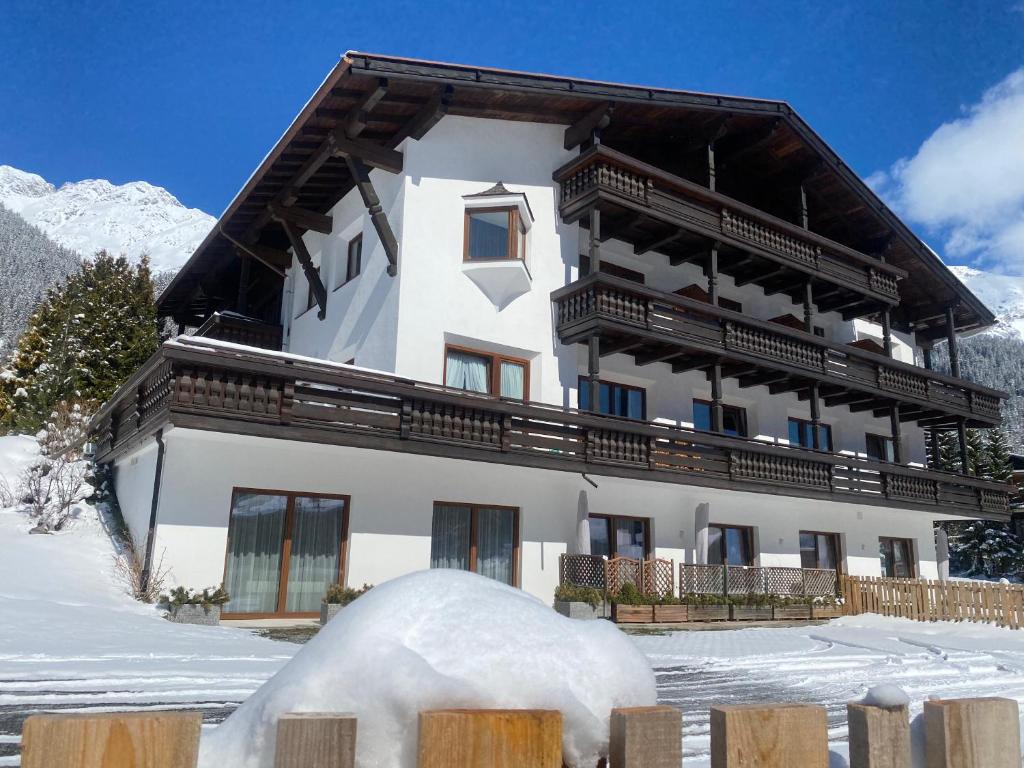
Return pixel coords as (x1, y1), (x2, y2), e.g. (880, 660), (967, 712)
(430, 502), (518, 585)
(444, 346), (528, 400)
(222, 489), (349, 616)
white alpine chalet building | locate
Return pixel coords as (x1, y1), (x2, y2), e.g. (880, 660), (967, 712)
(94, 53), (1011, 619)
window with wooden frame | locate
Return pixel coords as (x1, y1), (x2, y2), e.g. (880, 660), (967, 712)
(430, 502), (520, 586)
(335, 234), (362, 289)
(799, 530), (841, 571)
(788, 417), (833, 451)
(587, 514), (651, 560)
(692, 400), (748, 437)
(443, 344), (529, 400)
(463, 207), (526, 261)
(866, 433), (895, 463)
(577, 377), (646, 420)
(879, 537), (915, 578)
(707, 524), (754, 566)
(221, 488), (349, 618)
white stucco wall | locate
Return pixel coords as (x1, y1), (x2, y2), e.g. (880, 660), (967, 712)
(112, 438), (161, 552)
(137, 427), (947, 603)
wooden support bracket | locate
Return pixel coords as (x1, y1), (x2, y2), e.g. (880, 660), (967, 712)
(269, 202), (333, 235)
(345, 155), (400, 276)
(564, 102), (614, 150)
(276, 217), (327, 319)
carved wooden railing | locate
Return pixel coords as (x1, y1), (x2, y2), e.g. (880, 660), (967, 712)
(554, 145), (906, 305)
(90, 337), (1011, 519)
(553, 273), (1005, 424)
(680, 564), (839, 597)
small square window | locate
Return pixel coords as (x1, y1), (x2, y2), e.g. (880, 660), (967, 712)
(464, 208), (525, 261)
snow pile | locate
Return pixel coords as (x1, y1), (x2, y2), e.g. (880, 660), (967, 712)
(861, 684), (910, 708)
(0, 434), (38, 492)
(201, 569), (656, 768)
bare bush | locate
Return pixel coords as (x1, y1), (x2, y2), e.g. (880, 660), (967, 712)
(114, 540), (169, 603)
(0, 474), (14, 508)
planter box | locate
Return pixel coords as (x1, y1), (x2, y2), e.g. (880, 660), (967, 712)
(554, 600), (608, 620)
(772, 605), (812, 620)
(653, 604), (688, 623)
(167, 604), (220, 626)
(321, 602), (344, 625)
(685, 604), (730, 621)
(731, 605), (773, 621)
(613, 604), (655, 623)
(812, 605), (844, 619)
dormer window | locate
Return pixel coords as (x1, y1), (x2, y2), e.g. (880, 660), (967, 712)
(464, 207), (526, 261)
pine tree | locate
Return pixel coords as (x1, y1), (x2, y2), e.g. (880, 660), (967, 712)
(0, 252), (158, 432)
(937, 430), (962, 473)
(966, 429), (989, 478)
(987, 429), (1013, 483)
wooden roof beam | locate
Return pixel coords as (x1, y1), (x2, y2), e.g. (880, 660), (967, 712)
(600, 338), (644, 357)
(389, 85), (454, 148)
(268, 202), (332, 235)
(735, 264), (787, 287)
(341, 77), (390, 138)
(824, 392), (876, 408)
(635, 229), (684, 257)
(737, 370), (790, 389)
(564, 102), (614, 150)
(328, 131), (404, 174)
(635, 348), (683, 366)
(716, 118), (783, 169)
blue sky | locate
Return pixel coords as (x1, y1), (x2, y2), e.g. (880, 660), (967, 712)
(2, 0), (1023, 270)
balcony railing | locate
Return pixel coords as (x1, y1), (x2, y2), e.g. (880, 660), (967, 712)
(552, 273), (1003, 425)
(194, 312), (283, 351)
(554, 145), (905, 304)
(91, 337), (1010, 519)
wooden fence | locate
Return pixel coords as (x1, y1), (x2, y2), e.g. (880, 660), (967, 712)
(842, 575), (1024, 629)
(19, 696), (1022, 767)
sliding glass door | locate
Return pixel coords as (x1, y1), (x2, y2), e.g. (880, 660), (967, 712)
(429, 503), (518, 586)
(223, 489), (349, 616)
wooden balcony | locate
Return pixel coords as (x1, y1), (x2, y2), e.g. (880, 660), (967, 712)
(92, 337), (1010, 520)
(553, 273), (1004, 428)
(553, 145), (906, 312)
(194, 312), (283, 351)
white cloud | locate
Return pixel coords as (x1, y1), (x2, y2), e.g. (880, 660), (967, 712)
(869, 68), (1024, 273)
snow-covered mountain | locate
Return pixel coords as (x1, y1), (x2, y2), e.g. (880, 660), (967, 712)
(949, 265), (1024, 339)
(0, 165), (214, 272)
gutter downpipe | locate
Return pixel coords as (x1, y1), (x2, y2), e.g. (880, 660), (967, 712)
(140, 429), (166, 592)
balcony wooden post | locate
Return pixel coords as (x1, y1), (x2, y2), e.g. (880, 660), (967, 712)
(236, 252), (251, 315)
(710, 359), (723, 433)
(705, 242), (720, 306)
(945, 304), (961, 378)
(881, 307), (893, 357)
(799, 184), (809, 229)
(707, 142), (717, 192)
(810, 382), (822, 450)
(922, 343), (933, 371)
(803, 280), (815, 333)
(890, 403), (903, 464)
(957, 416), (970, 475)
(588, 208), (602, 275)
(588, 335), (601, 413)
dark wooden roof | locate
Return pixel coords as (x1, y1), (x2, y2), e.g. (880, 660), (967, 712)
(159, 52), (996, 336)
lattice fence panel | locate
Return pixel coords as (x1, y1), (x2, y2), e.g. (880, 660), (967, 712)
(679, 564), (725, 595)
(605, 557), (642, 594)
(559, 554), (606, 589)
(803, 568), (838, 597)
(726, 566), (767, 595)
(765, 567), (806, 596)
(642, 558), (675, 598)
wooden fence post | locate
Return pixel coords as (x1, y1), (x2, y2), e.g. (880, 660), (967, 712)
(609, 706), (681, 768)
(924, 697), (1021, 768)
(417, 709), (562, 768)
(21, 712), (201, 768)
(274, 713), (357, 768)
(710, 704), (828, 767)
(846, 703), (910, 768)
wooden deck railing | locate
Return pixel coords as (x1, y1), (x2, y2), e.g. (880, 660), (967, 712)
(553, 272), (1004, 425)
(554, 144), (906, 304)
(194, 312), (283, 351)
(91, 337), (1011, 518)
(842, 574), (1024, 629)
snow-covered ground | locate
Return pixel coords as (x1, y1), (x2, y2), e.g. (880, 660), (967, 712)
(0, 436), (294, 766)
(5, 434), (1024, 766)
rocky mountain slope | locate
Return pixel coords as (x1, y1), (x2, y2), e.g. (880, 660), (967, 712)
(0, 165), (213, 273)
